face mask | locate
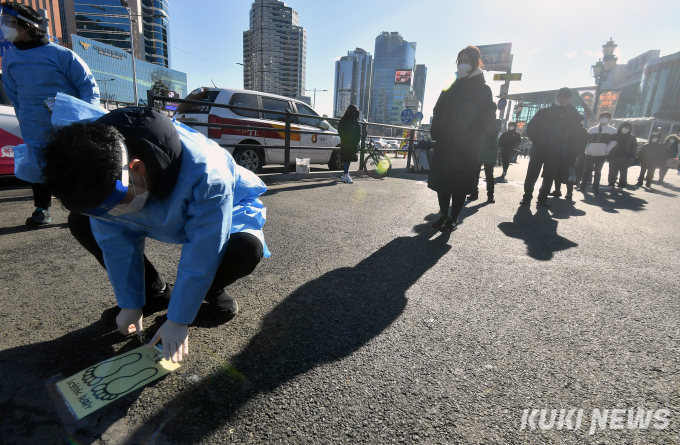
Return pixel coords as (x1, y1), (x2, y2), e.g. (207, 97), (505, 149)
(652, 138), (658, 142)
(0, 24), (20, 43)
(600, 118), (609, 124)
(508, 126), (515, 131)
(457, 63), (472, 77)
(621, 128), (630, 134)
(554, 99), (562, 107)
(108, 175), (149, 216)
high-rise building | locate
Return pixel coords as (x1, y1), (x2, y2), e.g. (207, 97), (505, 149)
(413, 64), (427, 111)
(370, 32), (416, 124)
(332, 48), (373, 118)
(59, 0), (171, 68)
(243, 0), (307, 100)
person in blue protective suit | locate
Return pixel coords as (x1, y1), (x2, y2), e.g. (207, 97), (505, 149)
(40, 103), (270, 363)
(1, 2), (99, 225)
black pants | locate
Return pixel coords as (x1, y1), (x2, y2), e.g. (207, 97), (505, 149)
(501, 149), (513, 172)
(580, 155), (606, 192)
(638, 163), (655, 185)
(553, 179), (574, 196)
(68, 212), (263, 301)
(608, 157), (629, 187)
(523, 151), (560, 202)
(575, 153), (586, 187)
(438, 192), (466, 223)
(32, 183), (51, 209)
(476, 162), (494, 198)
(659, 166), (669, 181)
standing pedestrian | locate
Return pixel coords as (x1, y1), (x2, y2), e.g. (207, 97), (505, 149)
(664, 134), (680, 176)
(578, 112), (617, 194)
(550, 117), (588, 200)
(636, 133), (666, 187)
(337, 104), (361, 184)
(605, 122), (637, 190)
(1, 2), (99, 225)
(658, 134), (679, 183)
(497, 121), (521, 178)
(428, 46), (494, 231)
(520, 87), (583, 207)
(469, 103), (501, 203)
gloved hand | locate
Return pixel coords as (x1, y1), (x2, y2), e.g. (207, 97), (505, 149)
(149, 320), (188, 363)
(116, 308), (143, 335)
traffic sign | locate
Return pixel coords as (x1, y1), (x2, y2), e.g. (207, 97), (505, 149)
(493, 73), (522, 81)
(476, 43), (512, 71)
(401, 109), (414, 124)
(498, 98), (507, 110)
(415, 112), (424, 121)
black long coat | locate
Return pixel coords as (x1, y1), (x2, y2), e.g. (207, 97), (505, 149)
(338, 118), (361, 163)
(428, 73), (494, 195)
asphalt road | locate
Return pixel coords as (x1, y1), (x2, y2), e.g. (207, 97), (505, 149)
(1, 159), (679, 444)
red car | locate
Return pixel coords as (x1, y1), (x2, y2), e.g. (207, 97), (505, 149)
(0, 73), (22, 176)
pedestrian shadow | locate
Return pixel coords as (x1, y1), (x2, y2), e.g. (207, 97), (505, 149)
(0, 222), (69, 236)
(498, 206), (578, 261)
(642, 186), (677, 197)
(545, 199), (587, 220)
(459, 200), (491, 224)
(127, 220), (452, 443)
(578, 190), (649, 213)
(0, 317), (168, 444)
(657, 182), (680, 193)
(0, 195), (33, 204)
(262, 179), (339, 197)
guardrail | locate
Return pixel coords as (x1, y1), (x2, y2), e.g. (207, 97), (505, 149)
(147, 92), (429, 174)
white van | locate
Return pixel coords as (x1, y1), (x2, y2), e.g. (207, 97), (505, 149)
(174, 88), (342, 172)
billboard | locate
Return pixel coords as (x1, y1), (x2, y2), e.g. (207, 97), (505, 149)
(165, 91), (180, 111)
(395, 70), (412, 84)
(476, 43), (512, 72)
(596, 90), (620, 119)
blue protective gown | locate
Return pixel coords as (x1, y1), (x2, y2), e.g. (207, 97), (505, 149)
(51, 95), (270, 325)
(2, 42), (99, 182)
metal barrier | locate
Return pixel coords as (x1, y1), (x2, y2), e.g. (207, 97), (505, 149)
(147, 91), (430, 174)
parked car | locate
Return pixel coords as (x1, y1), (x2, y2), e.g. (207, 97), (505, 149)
(174, 88), (341, 172)
(0, 72), (23, 176)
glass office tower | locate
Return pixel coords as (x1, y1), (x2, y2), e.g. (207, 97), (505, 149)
(370, 32), (416, 124)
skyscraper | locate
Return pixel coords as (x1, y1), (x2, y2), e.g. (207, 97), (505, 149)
(243, 0), (307, 99)
(370, 32), (416, 124)
(413, 64), (427, 111)
(58, 0), (171, 68)
(333, 48), (373, 118)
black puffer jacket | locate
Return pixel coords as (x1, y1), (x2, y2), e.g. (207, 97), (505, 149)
(498, 130), (521, 154)
(526, 103), (583, 158)
(609, 124), (637, 159)
(338, 118), (361, 163)
(428, 72), (494, 195)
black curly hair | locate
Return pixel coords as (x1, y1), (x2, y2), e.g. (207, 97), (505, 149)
(0, 2), (46, 39)
(40, 122), (125, 212)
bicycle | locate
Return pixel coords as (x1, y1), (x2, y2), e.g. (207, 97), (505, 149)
(362, 139), (392, 179)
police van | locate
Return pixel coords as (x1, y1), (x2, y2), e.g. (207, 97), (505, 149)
(175, 88), (342, 172)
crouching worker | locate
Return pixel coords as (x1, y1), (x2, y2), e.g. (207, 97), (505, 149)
(40, 106), (270, 363)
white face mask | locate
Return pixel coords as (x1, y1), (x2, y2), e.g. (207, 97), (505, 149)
(652, 138), (658, 143)
(600, 118), (610, 124)
(108, 175), (149, 216)
(508, 126), (515, 131)
(0, 24), (21, 43)
(621, 128), (630, 134)
(457, 63), (472, 78)
(554, 99), (562, 107)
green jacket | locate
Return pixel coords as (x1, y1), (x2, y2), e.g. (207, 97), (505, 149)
(479, 119), (502, 164)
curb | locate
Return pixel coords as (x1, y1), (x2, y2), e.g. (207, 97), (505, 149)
(259, 168), (413, 184)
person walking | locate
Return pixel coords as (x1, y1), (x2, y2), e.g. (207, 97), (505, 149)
(665, 134), (680, 176)
(497, 121), (521, 178)
(550, 117), (588, 200)
(1, 2), (99, 225)
(606, 122), (637, 190)
(578, 112), (617, 194)
(658, 134), (679, 183)
(337, 104), (361, 184)
(469, 104), (501, 203)
(636, 133), (666, 187)
(428, 46), (494, 231)
(520, 87), (583, 207)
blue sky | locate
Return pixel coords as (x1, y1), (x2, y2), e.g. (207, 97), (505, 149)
(170, 0), (679, 121)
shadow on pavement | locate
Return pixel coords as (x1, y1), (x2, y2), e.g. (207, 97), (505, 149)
(128, 219), (452, 443)
(641, 186), (677, 198)
(262, 180), (340, 197)
(657, 181), (680, 193)
(0, 195), (34, 204)
(459, 200), (491, 224)
(578, 189), (649, 213)
(0, 222), (69, 236)
(498, 206), (578, 261)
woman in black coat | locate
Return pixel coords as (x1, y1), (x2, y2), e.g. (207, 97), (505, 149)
(428, 46), (494, 231)
(337, 104), (361, 184)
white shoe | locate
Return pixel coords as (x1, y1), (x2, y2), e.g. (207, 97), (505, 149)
(340, 174), (347, 183)
(345, 174), (353, 184)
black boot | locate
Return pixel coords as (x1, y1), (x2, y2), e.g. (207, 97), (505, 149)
(206, 290), (239, 322)
(431, 213), (447, 229)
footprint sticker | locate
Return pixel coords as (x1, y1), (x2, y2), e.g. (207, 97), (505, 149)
(91, 368), (159, 401)
(82, 353), (142, 387)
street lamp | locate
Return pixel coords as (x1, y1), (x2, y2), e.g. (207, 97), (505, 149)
(514, 97), (524, 119)
(96, 78), (115, 110)
(590, 38), (618, 117)
(304, 88), (328, 109)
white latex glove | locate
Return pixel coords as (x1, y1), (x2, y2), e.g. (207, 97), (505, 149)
(116, 308), (143, 335)
(148, 320), (189, 363)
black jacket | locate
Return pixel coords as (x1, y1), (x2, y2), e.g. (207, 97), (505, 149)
(498, 130), (521, 153)
(337, 118), (361, 162)
(428, 73), (494, 195)
(639, 141), (667, 167)
(96, 107), (183, 200)
(526, 103), (583, 158)
(610, 129), (637, 159)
